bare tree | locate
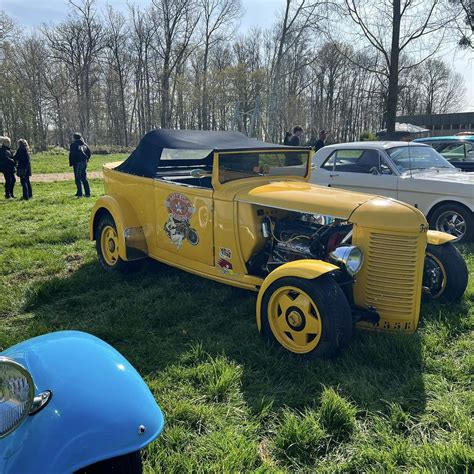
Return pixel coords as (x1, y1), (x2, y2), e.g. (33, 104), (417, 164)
(336, 0), (450, 135)
(104, 6), (132, 145)
(0, 10), (16, 44)
(448, 0), (474, 48)
(43, 0), (106, 139)
(129, 5), (156, 136)
(0, 12), (17, 134)
(267, 0), (323, 141)
(43, 62), (70, 147)
(151, 0), (200, 128)
(0, 2), (467, 149)
(199, 0), (241, 129)
(15, 37), (50, 149)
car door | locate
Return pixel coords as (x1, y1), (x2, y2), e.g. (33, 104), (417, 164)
(320, 148), (399, 199)
(154, 180), (214, 267)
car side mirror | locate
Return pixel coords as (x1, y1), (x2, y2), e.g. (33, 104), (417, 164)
(190, 169), (211, 178)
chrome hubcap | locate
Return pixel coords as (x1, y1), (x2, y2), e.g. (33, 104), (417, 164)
(436, 211), (466, 241)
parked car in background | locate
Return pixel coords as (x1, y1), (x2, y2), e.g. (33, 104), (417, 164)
(90, 130), (467, 360)
(311, 142), (474, 242)
(414, 135), (474, 172)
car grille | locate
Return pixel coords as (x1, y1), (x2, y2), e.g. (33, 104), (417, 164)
(354, 231), (424, 332)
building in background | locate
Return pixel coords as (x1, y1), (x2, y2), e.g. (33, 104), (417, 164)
(377, 122), (429, 140)
(396, 113), (474, 136)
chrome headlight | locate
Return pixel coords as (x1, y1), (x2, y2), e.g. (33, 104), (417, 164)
(329, 245), (364, 276)
(0, 357), (34, 438)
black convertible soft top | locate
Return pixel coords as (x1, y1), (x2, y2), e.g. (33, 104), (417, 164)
(116, 129), (308, 178)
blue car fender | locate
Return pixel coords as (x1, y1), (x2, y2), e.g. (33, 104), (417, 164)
(0, 331), (164, 473)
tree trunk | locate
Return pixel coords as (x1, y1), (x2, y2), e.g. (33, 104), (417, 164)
(385, 0), (401, 135)
(268, 0), (291, 142)
(202, 39), (210, 130)
(161, 58), (171, 128)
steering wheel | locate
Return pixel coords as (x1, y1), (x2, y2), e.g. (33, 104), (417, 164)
(369, 167), (380, 175)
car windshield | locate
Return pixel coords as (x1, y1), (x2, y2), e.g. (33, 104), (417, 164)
(386, 146), (455, 173)
(218, 151), (308, 183)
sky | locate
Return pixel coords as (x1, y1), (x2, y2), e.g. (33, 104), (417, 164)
(3, 0), (473, 111)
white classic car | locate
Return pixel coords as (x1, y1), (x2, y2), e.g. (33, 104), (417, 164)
(311, 142), (474, 242)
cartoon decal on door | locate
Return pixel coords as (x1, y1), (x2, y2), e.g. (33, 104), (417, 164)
(164, 193), (200, 249)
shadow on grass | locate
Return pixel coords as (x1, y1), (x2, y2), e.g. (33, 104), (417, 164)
(18, 258), (458, 417)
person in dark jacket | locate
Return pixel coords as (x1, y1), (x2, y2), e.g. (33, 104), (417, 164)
(314, 129), (327, 152)
(289, 126), (303, 146)
(283, 131), (292, 145)
(0, 137), (16, 199)
(69, 133), (91, 198)
(14, 139), (33, 200)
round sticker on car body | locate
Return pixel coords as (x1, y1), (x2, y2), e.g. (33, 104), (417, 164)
(165, 193), (195, 221)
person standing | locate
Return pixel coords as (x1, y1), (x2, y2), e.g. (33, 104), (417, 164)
(283, 131), (292, 145)
(289, 126), (303, 146)
(14, 139), (33, 200)
(284, 126), (304, 166)
(69, 133), (91, 198)
(314, 130), (327, 152)
(0, 137), (16, 199)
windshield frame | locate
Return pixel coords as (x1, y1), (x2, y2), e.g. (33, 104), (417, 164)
(214, 149), (311, 186)
(385, 145), (455, 174)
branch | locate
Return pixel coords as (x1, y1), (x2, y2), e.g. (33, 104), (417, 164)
(344, 0), (391, 67)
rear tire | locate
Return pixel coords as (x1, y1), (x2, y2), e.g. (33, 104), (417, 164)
(429, 203), (473, 243)
(423, 243), (468, 302)
(95, 214), (139, 273)
(260, 275), (352, 358)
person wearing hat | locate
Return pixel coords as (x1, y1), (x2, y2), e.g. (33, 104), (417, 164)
(314, 130), (328, 152)
(0, 137), (16, 199)
(69, 133), (91, 198)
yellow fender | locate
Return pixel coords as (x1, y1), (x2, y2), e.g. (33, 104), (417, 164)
(256, 259), (339, 332)
(427, 230), (456, 245)
(89, 195), (143, 261)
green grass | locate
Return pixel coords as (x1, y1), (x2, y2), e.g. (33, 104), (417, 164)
(0, 182), (473, 472)
(29, 150), (127, 174)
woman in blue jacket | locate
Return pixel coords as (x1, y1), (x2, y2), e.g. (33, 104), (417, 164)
(14, 139), (32, 200)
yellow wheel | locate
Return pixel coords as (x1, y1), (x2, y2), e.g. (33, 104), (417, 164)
(95, 213), (139, 273)
(101, 225), (120, 267)
(267, 286), (322, 354)
(260, 276), (352, 358)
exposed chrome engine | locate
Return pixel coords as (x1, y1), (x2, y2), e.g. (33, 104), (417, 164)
(248, 211), (353, 276)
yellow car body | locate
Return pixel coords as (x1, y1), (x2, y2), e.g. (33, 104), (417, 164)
(90, 130), (466, 358)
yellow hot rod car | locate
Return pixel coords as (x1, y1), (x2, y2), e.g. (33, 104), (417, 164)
(90, 130), (468, 358)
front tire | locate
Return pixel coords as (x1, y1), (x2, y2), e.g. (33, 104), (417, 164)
(260, 275), (352, 358)
(95, 214), (138, 273)
(423, 243), (468, 302)
(429, 203), (473, 243)
(75, 450), (142, 473)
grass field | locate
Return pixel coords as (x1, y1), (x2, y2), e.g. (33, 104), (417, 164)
(30, 149), (127, 174)
(0, 181), (473, 472)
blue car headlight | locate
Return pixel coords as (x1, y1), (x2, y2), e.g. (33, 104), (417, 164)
(329, 245), (364, 276)
(0, 357), (35, 438)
